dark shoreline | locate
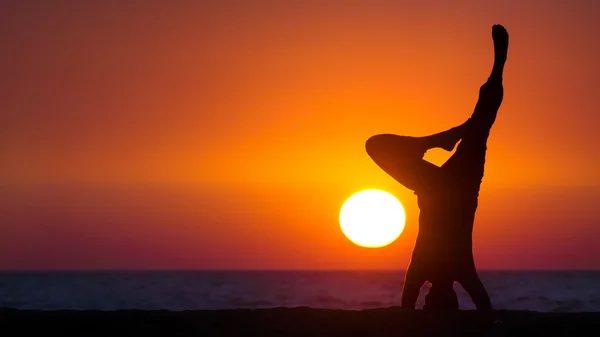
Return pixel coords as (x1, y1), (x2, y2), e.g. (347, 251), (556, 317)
(2, 307), (599, 337)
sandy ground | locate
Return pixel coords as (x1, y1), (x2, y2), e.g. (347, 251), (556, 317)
(1, 307), (599, 337)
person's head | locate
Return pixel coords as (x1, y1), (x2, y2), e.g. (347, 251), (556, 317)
(423, 282), (459, 311)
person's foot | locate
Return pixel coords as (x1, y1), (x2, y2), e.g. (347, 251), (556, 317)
(438, 123), (465, 151)
(417, 119), (470, 152)
(492, 24), (509, 60)
(433, 119), (470, 152)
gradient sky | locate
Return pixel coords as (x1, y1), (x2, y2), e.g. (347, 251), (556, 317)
(1, 0), (599, 270)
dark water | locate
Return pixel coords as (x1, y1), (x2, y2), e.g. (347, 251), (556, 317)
(1, 270), (599, 312)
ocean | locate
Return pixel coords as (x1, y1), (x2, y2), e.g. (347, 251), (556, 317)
(0, 271), (598, 312)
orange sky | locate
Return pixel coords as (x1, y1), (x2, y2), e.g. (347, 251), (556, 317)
(1, 0), (599, 270)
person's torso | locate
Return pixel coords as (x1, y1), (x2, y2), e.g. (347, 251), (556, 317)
(414, 176), (481, 257)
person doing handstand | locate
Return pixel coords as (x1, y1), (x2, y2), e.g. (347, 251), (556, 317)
(365, 24), (509, 311)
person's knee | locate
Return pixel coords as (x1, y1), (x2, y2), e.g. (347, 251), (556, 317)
(366, 134), (397, 158)
(365, 134), (384, 158)
(366, 134), (423, 161)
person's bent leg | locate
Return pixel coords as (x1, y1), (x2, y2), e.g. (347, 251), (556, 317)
(421, 120), (469, 152)
(365, 134), (441, 192)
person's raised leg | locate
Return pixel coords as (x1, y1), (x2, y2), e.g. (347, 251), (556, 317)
(490, 24), (508, 83)
(441, 24), (508, 175)
(466, 24), (508, 139)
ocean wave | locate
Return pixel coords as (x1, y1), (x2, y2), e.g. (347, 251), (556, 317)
(1, 271), (600, 312)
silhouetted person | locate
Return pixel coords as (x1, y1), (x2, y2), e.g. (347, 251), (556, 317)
(365, 24), (509, 311)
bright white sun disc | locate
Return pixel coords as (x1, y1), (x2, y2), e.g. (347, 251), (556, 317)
(339, 189), (406, 248)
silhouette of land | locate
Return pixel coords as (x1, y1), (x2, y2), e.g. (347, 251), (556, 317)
(1, 307), (600, 336)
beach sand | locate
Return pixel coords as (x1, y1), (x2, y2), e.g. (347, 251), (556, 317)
(1, 307), (599, 337)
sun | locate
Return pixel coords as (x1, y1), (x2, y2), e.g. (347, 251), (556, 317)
(339, 189), (406, 248)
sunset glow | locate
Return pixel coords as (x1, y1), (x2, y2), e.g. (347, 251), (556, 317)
(1, 1), (600, 270)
